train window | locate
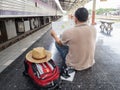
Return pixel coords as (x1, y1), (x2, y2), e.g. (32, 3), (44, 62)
(51, 1), (56, 8)
(35, 2), (37, 7)
(41, 0), (48, 3)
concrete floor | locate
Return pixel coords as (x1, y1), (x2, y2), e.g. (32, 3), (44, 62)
(0, 20), (120, 90)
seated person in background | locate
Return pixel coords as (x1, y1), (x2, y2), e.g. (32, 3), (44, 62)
(51, 7), (96, 72)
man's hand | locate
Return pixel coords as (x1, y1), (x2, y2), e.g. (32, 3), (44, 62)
(50, 30), (56, 37)
(50, 30), (62, 45)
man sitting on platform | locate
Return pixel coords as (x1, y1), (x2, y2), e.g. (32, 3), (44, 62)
(51, 7), (96, 74)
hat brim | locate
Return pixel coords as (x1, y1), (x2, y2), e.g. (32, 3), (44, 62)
(26, 50), (51, 63)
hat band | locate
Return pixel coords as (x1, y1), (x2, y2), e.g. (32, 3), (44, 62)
(32, 55), (47, 60)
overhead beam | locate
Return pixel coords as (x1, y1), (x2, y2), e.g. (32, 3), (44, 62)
(68, 0), (92, 14)
(59, 0), (92, 14)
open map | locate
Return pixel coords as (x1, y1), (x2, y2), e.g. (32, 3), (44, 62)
(52, 20), (75, 35)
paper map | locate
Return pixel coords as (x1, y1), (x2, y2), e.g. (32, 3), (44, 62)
(52, 20), (75, 35)
(61, 71), (76, 82)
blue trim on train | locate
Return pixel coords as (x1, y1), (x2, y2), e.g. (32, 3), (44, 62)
(0, 9), (56, 17)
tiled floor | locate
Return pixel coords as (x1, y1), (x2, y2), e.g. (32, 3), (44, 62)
(0, 17), (120, 90)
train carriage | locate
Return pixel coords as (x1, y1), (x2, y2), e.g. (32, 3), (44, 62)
(0, 0), (63, 50)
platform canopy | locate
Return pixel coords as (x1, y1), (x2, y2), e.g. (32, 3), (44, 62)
(59, 0), (92, 13)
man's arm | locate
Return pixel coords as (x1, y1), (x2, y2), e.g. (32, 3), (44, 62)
(50, 30), (62, 45)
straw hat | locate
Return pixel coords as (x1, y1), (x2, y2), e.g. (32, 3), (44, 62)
(26, 47), (51, 63)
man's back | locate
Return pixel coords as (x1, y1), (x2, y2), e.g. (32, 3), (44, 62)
(61, 23), (96, 70)
(51, 7), (97, 71)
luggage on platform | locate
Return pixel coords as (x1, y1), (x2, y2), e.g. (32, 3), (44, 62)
(23, 59), (60, 89)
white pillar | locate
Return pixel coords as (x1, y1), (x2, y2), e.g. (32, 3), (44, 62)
(91, 0), (96, 25)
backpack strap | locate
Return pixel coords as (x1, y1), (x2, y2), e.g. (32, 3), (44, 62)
(32, 63), (41, 78)
(48, 59), (56, 68)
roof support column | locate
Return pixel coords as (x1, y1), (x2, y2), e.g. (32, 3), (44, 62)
(91, 0), (96, 25)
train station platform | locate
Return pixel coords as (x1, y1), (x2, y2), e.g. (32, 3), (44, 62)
(0, 16), (120, 90)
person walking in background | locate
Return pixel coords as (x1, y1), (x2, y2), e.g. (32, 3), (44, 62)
(51, 7), (96, 72)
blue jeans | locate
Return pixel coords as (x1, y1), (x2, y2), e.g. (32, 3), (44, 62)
(55, 43), (69, 64)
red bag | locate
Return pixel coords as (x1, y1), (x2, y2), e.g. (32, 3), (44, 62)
(23, 59), (60, 88)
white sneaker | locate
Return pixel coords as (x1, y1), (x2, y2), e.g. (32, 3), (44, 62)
(66, 66), (75, 74)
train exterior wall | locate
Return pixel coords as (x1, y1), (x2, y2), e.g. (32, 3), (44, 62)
(0, 0), (62, 50)
(0, 0), (63, 18)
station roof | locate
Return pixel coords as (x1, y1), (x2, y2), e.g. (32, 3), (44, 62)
(59, 0), (91, 13)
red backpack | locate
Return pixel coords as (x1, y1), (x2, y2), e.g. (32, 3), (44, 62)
(23, 59), (60, 89)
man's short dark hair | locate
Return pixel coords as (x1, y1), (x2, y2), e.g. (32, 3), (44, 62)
(75, 7), (88, 22)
